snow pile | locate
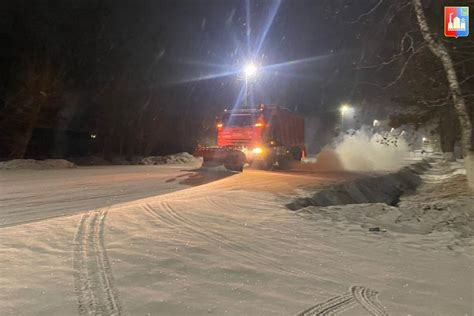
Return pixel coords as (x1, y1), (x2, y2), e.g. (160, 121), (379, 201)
(333, 128), (410, 172)
(293, 159), (474, 244)
(395, 160), (474, 238)
(0, 159), (76, 170)
(69, 156), (111, 166)
(287, 160), (429, 210)
(465, 153), (474, 190)
(295, 203), (403, 230)
(141, 152), (200, 165)
(141, 156), (168, 165)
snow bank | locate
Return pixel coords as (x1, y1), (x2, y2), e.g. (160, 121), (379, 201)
(68, 152), (200, 166)
(287, 160), (430, 210)
(465, 153), (474, 190)
(141, 152), (200, 165)
(292, 159), (474, 243)
(0, 159), (76, 170)
(69, 156), (111, 166)
(295, 203), (403, 230)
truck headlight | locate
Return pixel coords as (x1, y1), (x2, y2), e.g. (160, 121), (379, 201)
(252, 147), (263, 155)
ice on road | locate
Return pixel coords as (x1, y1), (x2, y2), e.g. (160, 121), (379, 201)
(0, 162), (472, 315)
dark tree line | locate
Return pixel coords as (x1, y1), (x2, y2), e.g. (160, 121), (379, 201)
(0, 1), (217, 159)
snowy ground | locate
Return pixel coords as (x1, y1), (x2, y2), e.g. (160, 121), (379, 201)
(0, 158), (472, 315)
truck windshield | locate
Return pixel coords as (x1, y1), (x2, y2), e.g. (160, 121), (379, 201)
(223, 114), (255, 127)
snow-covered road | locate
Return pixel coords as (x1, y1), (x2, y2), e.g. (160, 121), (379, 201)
(0, 162), (472, 315)
(0, 163), (357, 228)
(0, 164), (201, 227)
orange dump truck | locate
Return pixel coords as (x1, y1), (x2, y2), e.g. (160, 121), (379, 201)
(194, 104), (305, 172)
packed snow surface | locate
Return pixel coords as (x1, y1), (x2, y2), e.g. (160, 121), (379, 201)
(0, 157), (472, 315)
(0, 159), (76, 170)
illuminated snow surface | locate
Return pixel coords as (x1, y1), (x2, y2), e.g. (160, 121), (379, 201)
(0, 157), (472, 315)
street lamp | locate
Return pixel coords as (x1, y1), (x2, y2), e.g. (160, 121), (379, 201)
(339, 104), (351, 132)
(244, 63), (257, 78)
(340, 104), (350, 115)
(243, 62), (258, 107)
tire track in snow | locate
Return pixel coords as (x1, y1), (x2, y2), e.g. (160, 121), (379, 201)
(160, 200), (287, 270)
(144, 201), (293, 273)
(297, 293), (357, 315)
(205, 196), (224, 210)
(73, 213), (96, 315)
(298, 286), (388, 316)
(73, 210), (122, 315)
(351, 286), (389, 316)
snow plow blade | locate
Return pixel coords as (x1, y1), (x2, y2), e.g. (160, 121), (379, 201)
(193, 147), (246, 172)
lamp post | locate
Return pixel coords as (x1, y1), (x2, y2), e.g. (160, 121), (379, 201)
(243, 62), (257, 108)
(339, 104), (350, 132)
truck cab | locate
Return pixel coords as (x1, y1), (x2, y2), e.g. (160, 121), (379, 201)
(195, 104), (305, 171)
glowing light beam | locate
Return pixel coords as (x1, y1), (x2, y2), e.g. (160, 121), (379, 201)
(266, 70), (322, 81)
(172, 58), (233, 69)
(261, 54), (331, 72)
(167, 69), (240, 85)
(233, 84), (247, 108)
(246, 0), (251, 54)
(255, 0), (282, 54)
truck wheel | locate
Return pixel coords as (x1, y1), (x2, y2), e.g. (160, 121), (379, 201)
(277, 156), (290, 169)
(202, 157), (221, 168)
(224, 163), (243, 172)
(290, 147), (303, 161)
(251, 157), (273, 170)
(202, 160), (220, 168)
(224, 151), (245, 172)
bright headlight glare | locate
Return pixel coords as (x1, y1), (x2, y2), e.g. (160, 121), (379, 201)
(252, 147), (263, 155)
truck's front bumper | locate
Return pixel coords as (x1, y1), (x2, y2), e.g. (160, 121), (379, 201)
(194, 146), (246, 164)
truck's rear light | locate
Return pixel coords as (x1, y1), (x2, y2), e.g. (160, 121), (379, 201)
(255, 122), (264, 127)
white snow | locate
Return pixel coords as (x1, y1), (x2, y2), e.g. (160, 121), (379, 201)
(298, 160), (473, 243)
(0, 159), (472, 315)
(0, 159), (76, 170)
(141, 152), (201, 165)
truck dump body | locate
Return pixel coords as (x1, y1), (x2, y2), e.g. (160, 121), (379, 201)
(195, 104), (305, 171)
(263, 106), (304, 147)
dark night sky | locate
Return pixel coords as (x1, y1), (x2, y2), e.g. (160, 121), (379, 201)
(1, 0), (381, 111)
(0, 0), (472, 157)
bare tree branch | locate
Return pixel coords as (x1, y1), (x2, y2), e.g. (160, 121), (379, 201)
(384, 44), (426, 88)
(460, 74), (474, 85)
(347, 0), (384, 24)
(357, 43), (426, 89)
